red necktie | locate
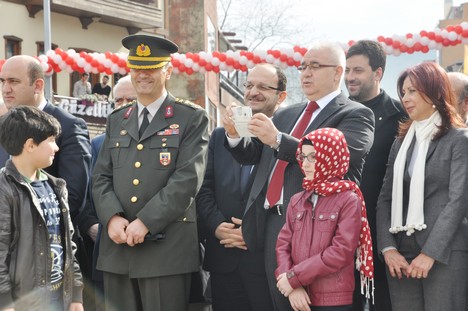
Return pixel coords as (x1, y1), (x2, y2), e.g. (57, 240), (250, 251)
(266, 101), (319, 206)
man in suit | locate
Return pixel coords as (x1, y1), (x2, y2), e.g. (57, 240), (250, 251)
(223, 41), (375, 311)
(345, 40), (407, 311)
(196, 63), (287, 311)
(447, 72), (468, 123)
(92, 34), (209, 311)
(0, 54), (93, 308)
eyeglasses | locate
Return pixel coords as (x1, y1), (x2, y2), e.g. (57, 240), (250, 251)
(296, 152), (316, 163)
(114, 96), (137, 105)
(297, 62), (338, 72)
(243, 82), (279, 92)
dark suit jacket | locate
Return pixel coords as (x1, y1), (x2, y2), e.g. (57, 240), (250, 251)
(196, 127), (264, 274)
(227, 92), (375, 251)
(358, 90), (407, 240)
(377, 128), (468, 265)
(93, 94), (209, 277)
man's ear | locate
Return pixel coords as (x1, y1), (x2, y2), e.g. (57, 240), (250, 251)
(33, 78), (45, 94)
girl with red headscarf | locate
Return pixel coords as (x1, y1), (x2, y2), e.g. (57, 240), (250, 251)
(275, 128), (373, 311)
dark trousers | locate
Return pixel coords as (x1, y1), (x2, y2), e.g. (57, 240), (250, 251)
(264, 212), (293, 311)
(386, 235), (468, 311)
(103, 271), (191, 311)
(211, 266), (273, 311)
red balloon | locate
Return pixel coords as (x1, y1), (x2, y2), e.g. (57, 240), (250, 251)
(279, 54), (288, 62)
(462, 29), (468, 38)
(213, 66), (220, 73)
(118, 59), (127, 67)
(253, 56), (261, 63)
(420, 30), (428, 37)
(105, 52), (112, 59)
(171, 58), (180, 67)
(186, 68), (194, 75)
(392, 41), (401, 49)
(226, 57), (234, 65)
(435, 35), (443, 43)
(413, 42), (422, 52)
(446, 25), (454, 32)
(348, 40), (355, 46)
(111, 55), (119, 63)
(205, 63), (213, 71)
(287, 59), (295, 66)
(219, 53), (227, 61)
(240, 65), (248, 72)
(66, 58), (74, 65)
(427, 32), (435, 40)
(178, 65), (186, 72)
(407, 48), (414, 54)
(405, 33), (413, 38)
(246, 52), (254, 60)
(233, 62), (241, 69)
(198, 59), (206, 66)
(455, 25), (463, 34)
(273, 50), (281, 58)
(377, 36), (385, 42)
(442, 38), (450, 46)
(186, 52), (193, 59)
(385, 38), (393, 45)
(192, 54), (200, 62)
(400, 45), (408, 53)
(421, 46), (429, 53)
(105, 68), (113, 75)
(98, 64), (105, 72)
(91, 60), (99, 67)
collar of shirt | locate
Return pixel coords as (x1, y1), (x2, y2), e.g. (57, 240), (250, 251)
(38, 99), (47, 111)
(315, 89), (341, 111)
(137, 90), (168, 123)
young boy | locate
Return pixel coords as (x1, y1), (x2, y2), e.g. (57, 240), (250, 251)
(275, 128), (374, 311)
(0, 106), (83, 311)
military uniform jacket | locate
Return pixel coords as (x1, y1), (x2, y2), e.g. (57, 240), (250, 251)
(92, 93), (209, 278)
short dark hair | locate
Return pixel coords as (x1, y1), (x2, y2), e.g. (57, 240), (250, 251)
(0, 106), (61, 156)
(28, 61), (44, 86)
(273, 65), (287, 92)
(82, 73), (89, 77)
(346, 40), (386, 74)
(103, 75), (109, 79)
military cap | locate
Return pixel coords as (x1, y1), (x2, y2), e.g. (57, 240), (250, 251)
(122, 34), (179, 70)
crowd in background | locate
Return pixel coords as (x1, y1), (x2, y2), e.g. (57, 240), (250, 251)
(0, 35), (467, 311)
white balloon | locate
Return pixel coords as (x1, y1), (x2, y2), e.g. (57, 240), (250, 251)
(53, 55), (62, 64)
(461, 21), (468, 30)
(38, 55), (48, 62)
(226, 50), (234, 57)
(59, 62), (67, 69)
(256, 50), (267, 59)
(111, 64), (120, 73)
(84, 64), (93, 72)
(265, 54), (275, 63)
(448, 31), (458, 41)
(46, 50), (55, 57)
(77, 58), (86, 67)
(293, 52), (302, 61)
(412, 33), (421, 41)
(239, 56), (248, 65)
(420, 37), (430, 45)
(67, 49), (76, 56)
(428, 41), (438, 49)
(184, 58), (194, 68)
(198, 67), (206, 74)
(192, 63), (200, 71)
(219, 63), (227, 70)
(66, 66), (74, 73)
(392, 49), (401, 57)
(104, 59), (112, 68)
(441, 29), (449, 37)
(172, 67), (180, 74)
(211, 58), (220, 66)
(118, 68), (127, 75)
(406, 38), (414, 48)
(247, 60), (255, 68)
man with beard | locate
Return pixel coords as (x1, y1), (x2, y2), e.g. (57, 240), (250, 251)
(345, 40), (407, 311)
(197, 63), (286, 311)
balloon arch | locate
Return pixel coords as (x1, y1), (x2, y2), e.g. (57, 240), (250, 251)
(1, 23), (468, 76)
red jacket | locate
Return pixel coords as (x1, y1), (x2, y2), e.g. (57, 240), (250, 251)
(275, 188), (361, 306)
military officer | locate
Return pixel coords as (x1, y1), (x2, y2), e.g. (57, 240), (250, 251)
(92, 34), (209, 311)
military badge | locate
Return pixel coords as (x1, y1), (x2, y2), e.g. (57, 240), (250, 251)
(169, 124), (179, 129)
(165, 106), (174, 118)
(136, 44), (151, 57)
(124, 107), (134, 119)
(160, 152), (171, 166)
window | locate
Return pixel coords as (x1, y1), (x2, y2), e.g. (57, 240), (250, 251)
(4, 36), (22, 59)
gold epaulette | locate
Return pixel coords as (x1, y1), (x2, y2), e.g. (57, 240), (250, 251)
(110, 100), (136, 115)
(175, 98), (202, 110)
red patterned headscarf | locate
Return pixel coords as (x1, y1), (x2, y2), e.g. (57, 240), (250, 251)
(297, 128), (374, 300)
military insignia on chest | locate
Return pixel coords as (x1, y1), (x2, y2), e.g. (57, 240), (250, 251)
(160, 152), (171, 166)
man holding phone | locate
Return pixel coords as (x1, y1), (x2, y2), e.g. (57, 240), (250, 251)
(196, 63), (287, 311)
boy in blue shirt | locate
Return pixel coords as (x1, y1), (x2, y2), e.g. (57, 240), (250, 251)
(0, 106), (83, 310)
